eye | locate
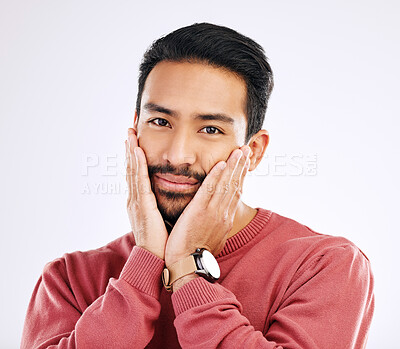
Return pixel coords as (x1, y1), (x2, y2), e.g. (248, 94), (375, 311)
(148, 118), (170, 127)
(200, 126), (223, 135)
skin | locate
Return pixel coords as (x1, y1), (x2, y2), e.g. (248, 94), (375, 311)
(125, 61), (269, 291)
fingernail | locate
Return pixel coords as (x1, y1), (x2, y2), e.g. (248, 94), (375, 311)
(235, 149), (243, 159)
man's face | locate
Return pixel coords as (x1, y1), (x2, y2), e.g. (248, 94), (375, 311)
(135, 61), (248, 225)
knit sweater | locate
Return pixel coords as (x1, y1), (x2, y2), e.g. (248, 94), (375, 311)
(21, 208), (374, 348)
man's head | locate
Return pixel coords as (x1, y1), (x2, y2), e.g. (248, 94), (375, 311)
(136, 22), (274, 144)
(133, 23), (273, 225)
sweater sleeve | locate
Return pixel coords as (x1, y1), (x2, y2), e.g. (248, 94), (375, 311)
(171, 244), (375, 349)
(21, 246), (165, 349)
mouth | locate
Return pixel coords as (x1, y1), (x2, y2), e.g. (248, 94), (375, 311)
(154, 174), (199, 192)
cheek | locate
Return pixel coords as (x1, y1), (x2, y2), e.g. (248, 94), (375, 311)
(136, 134), (161, 164)
(201, 144), (236, 173)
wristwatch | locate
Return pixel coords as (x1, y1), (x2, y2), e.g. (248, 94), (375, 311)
(162, 248), (220, 292)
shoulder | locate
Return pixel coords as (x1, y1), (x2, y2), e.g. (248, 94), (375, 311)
(256, 209), (373, 278)
(266, 210), (368, 255)
(273, 211), (372, 280)
(41, 232), (135, 304)
(44, 232), (135, 271)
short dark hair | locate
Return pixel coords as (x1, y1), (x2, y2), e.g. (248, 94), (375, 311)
(135, 22), (274, 144)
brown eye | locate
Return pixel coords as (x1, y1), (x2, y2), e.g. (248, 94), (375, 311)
(149, 118), (170, 127)
(201, 126), (222, 134)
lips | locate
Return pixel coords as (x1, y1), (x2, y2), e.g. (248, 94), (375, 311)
(155, 173), (198, 185)
(154, 173), (199, 193)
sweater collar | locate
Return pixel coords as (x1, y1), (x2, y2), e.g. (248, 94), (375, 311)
(216, 207), (272, 258)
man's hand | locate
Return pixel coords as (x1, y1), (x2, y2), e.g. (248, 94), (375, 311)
(164, 146), (251, 267)
(125, 128), (168, 260)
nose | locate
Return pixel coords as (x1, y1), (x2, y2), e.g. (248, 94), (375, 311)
(162, 130), (196, 168)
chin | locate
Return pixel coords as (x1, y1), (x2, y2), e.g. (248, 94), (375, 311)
(155, 189), (193, 225)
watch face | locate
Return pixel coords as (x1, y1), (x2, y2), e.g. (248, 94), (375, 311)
(201, 250), (220, 279)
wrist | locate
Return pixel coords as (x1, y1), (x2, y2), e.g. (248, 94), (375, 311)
(165, 253), (192, 269)
(136, 245), (164, 260)
(172, 273), (200, 292)
(163, 248), (220, 292)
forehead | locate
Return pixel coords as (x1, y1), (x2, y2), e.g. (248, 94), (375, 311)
(141, 61), (247, 122)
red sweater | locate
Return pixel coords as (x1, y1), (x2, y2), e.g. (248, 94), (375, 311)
(21, 208), (374, 348)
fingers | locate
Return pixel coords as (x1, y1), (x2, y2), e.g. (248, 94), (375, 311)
(133, 146), (153, 198)
(128, 128), (138, 148)
(192, 145), (251, 212)
(126, 128), (139, 202)
(125, 127), (154, 204)
(226, 148), (251, 216)
(126, 128), (138, 178)
(125, 139), (137, 203)
(209, 146), (251, 210)
(190, 160), (227, 208)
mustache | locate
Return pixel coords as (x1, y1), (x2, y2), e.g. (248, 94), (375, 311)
(147, 163), (205, 183)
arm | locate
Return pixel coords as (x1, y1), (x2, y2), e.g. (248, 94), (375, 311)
(171, 244), (375, 349)
(21, 246), (164, 349)
(21, 129), (170, 348)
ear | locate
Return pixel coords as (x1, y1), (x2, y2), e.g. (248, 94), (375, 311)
(247, 130), (269, 172)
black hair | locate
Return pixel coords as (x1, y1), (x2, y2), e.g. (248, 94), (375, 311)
(135, 22), (274, 144)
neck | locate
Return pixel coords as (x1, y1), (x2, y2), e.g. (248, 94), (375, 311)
(226, 201), (257, 239)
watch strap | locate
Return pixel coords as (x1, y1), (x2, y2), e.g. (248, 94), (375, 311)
(162, 255), (197, 292)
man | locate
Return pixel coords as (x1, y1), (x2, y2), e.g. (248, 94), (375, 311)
(21, 23), (374, 348)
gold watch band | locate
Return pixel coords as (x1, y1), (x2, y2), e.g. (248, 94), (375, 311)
(162, 255), (197, 292)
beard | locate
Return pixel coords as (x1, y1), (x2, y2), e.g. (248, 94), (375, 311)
(148, 162), (205, 232)
(154, 188), (194, 232)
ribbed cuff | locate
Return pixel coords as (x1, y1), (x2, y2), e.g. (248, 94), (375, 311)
(171, 277), (227, 316)
(119, 246), (165, 299)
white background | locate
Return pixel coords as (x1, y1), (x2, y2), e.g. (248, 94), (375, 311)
(1, 0), (399, 347)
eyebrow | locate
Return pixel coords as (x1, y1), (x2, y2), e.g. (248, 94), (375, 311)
(143, 102), (235, 125)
